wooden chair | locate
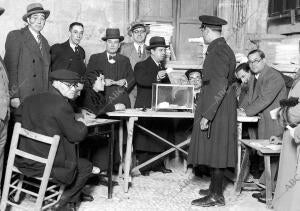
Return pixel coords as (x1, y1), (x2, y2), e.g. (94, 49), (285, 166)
(0, 122), (64, 211)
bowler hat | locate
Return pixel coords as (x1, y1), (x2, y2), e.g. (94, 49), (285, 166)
(199, 15), (227, 30)
(102, 28), (124, 42)
(185, 69), (202, 79)
(0, 7), (5, 16)
(146, 36), (169, 50)
(22, 3), (50, 22)
(49, 69), (82, 83)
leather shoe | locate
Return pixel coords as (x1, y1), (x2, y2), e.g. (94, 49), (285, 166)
(80, 192), (94, 202)
(140, 170), (150, 176)
(198, 188), (210, 195)
(252, 190), (265, 199)
(98, 176), (119, 186)
(153, 166), (172, 174)
(191, 194), (225, 207)
(257, 196), (266, 204)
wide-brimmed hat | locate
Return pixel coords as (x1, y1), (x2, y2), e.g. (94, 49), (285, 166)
(22, 3), (50, 22)
(0, 7), (5, 16)
(102, 28), (124, 42)
(146, 36), (169, 50)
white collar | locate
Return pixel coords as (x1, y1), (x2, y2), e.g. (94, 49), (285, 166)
(255, 74), (260, 79)
(69, 41), (77, 52)
(107, 52), (117, 64)
(28, 27), (40, 42)
(133, 42), (144, 53)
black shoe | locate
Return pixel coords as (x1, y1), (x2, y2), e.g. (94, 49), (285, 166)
(140, 170), (150, 176)
(252, 190), (265, 199)
(191, 194), (225, 207)
(153, 166), (172, 174)
(257, 196), (266, 204)
(198, 188), (210, 195)
(80, 192), (94, 202)
(97, 176), (119, 186)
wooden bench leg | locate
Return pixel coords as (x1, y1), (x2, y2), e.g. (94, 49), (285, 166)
(264, 155), (273, 208)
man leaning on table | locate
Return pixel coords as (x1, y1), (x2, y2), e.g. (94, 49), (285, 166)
(239, 49), (287, 203)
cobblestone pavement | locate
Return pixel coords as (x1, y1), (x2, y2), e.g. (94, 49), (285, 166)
(10, 165), (269, 211)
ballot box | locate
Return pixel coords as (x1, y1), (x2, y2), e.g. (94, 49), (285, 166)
(151, 83), (194, 112)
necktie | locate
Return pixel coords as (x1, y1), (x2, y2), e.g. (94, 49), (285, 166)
(138, 45), (142, 58)
(37, 34), (43, 54)
(253, 77), (257, 92)
(109, 55), (116, 60)
(75, 46), (79, 54)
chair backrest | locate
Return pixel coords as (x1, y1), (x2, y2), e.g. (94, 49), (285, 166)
(3, 122), (60, 209)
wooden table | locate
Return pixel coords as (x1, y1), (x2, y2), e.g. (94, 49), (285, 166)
(107, 109), (259, 193)
(83, 118), (121, 199)
(235, 139), (281, 208)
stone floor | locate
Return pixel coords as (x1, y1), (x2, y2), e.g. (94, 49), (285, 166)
(9, 162), (270, 211)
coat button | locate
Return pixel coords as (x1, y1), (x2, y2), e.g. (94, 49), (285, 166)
(33, 59), (35, 63)
(33, 74), (36, 77)
(32, 88), (35, 91)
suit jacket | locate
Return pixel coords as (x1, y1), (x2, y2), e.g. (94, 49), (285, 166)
(241, 65), (287, 138)
(15, 86), (88, 185)
(4, 26), (50, 101)
(87, 51), (134, 108)
(134, 56), (169, 108)
(120, 42), (150, 107)
(50, 40), (86, 76)
(0, 56), (9, 120)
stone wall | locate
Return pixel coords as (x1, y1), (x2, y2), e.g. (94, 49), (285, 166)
(0, 0), (128, 61)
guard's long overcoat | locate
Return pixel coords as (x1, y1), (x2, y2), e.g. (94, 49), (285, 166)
(188, 37), (237, 168)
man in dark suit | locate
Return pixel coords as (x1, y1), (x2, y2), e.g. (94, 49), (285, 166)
(87, 28), (134, 108)
(120, 21), (150, 107)
(0, 7), (10, 195)
(188, 16), (237, 207)
(15, 69), (93, 211)
(134, 36), (172, 176)
(4, 3), (51, 109)
(50, 22), (86, 76)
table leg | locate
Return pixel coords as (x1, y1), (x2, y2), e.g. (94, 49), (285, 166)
(264, 155), (272, 208)
(237, 122), (242, 179)
(118, 121), (123, 178)
(108, 124), (115, 199)
(235, 145), (250, 193)
(123, 117), (136, 192)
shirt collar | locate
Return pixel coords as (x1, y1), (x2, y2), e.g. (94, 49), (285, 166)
(151, 56), (160, 67)
(255, 73), (260, 79)
(133, 42), (144, 53)
(69, 41), (77, 52)
(28, 27), (40, 42)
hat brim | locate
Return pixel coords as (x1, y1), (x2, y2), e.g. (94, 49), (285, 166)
(102, 36), (124, 42)
(22, 10), (50, 22)
(146, 44), (169, 50)
(0, 8), (5, 16)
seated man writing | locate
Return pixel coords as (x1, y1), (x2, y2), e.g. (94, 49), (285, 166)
(15, 69), (93, 211)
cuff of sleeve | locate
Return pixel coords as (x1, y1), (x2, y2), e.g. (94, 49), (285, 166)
(124, 80), (128, 88)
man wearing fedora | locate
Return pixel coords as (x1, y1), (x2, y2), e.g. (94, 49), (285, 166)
(188, 15), (236, 207)
(133, 36), (172, 176)
(0, 7), (10, 195)
(120, 21), (150, 107)
(4, 3), (51, 109)
(50, 22), (86, 76)
(87, 28), (134, 108)
(15, 69), (93, 211)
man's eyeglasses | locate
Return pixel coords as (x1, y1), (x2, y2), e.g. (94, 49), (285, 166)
(133, 30), (146, 34)
(248, 58), (262, 65)
(61, 82), (80, 89)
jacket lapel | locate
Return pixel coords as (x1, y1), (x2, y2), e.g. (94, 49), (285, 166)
(22, 27), (43, 59)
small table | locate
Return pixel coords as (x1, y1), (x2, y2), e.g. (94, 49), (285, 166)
(83, 118), (121, 199)
(107, 109), (259, 193)
(235, 139), (281, 208)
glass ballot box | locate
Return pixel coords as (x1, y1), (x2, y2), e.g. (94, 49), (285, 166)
(151, 83), (194, 112)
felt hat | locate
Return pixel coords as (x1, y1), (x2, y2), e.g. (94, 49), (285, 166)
(49, 69), (82, 83)
(102, 28), (124, 42)
(199, 15), (227, 30)
(146, 36), (169, 50)
(22, 3), (50, 22)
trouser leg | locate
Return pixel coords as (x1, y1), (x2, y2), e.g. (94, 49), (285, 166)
(63, 158), (92, 203)
(0, 115), (8, 192)
(210, 168), (225, 196)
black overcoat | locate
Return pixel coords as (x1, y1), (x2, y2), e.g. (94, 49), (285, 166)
(87, 52), (134, 108)
(134, 56), (172, 152)
(188, 37), (237, 168)
(50, 40), (86, 76)
(15, 87), (88, 185)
